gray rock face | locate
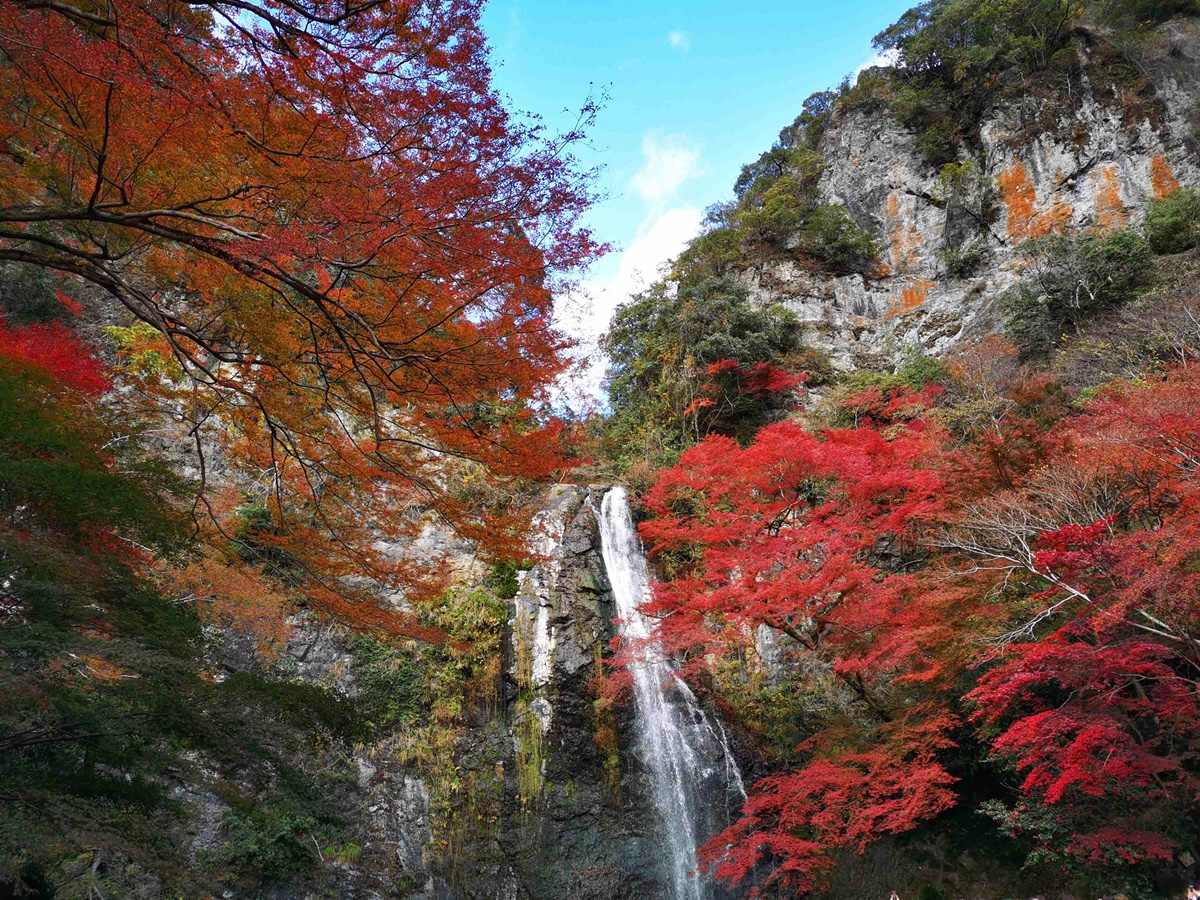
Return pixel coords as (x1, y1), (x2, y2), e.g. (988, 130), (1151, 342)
(465, 484), (667, 900)
(741, 19), (1200, 369)
(511, 484), (614, 692)
(362, 767), (440, 898)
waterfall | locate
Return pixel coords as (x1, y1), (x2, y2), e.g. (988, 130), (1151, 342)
(597, 487), (747, 900)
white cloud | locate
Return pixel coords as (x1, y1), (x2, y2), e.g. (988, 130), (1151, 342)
(557, 207), (704, 401)
(855, 46), (899, 77)
(553, 129), (704, 401)
(594, 208), (702, 336)
(629, 132), (701, 208)
(667, 29), (691, 52)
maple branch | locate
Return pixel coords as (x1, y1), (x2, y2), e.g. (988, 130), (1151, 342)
(11, 0), (115, 28)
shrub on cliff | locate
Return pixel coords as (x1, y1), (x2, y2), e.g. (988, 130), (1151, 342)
(601, 277), (802, 471)
(1145, 187), (1200, 255)
(798, 204), (882, 274)
(1002, 229), (1154, 352)
(679, 148), (879, 281)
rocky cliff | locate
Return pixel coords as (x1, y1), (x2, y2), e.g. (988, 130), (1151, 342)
(740, 17), (1200, 369)
(450, 483), (665, 900)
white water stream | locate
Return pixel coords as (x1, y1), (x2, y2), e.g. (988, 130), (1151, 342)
(597, 487), (747, 900)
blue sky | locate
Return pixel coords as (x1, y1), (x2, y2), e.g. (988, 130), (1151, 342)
(479, 0), (915, 394)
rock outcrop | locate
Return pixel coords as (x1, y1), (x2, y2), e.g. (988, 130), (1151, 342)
(453, 484), (665, 900)
(741, 18), (1200, 369)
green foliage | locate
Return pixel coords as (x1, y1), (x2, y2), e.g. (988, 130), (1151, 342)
(412, 585), (508, 721)
(935, 160), (998, 222)
(798, 203), (881, 273)
(671, 219), (743, 283)
(486, 560), (529, 600)
(201, 777), (343, 886)
(348, 636), (429, 735)
(938, 241), (989, 277)
(1144, 187), (1200, 255)
(676, 119), (879, 283)
(421, 586), (508, 651)
(871, 0), (1199, 168)
(875, 0), (1080, 76)
(935, 159), (997, 273)
(843, 351), (951, 394)
(840, 69), (893, 112)
(713, 669), (822, 770)
(734, 173), (820, 242)
(231, 502), (297, 575)
(1002, 229), (1155, 353)
(875, 0), (1081, 165)
(977, 799), (1161, 897)
(601, 276), (801, 471)
(0, 558), (359, 898)
(102, 323), (181, 377)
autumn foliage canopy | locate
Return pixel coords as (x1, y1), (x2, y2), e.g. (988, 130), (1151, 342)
(0, 0), (600, 627)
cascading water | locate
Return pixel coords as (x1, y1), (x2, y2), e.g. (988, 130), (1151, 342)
(597, 487), (747, 900)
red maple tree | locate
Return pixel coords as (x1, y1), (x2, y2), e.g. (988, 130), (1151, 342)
(0, 0), (602, 626)
(640, 362), (1200, 892)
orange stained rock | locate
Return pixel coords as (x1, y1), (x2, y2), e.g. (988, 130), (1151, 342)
(1031, 200), (1073, 239)
(886, 193), (923, 275)
(887, 279), (934, 318)
(998, 162), (1072, 242)
(998, 162), (1038, 242)
(1150, 154), (1180, 200)
(1094, 165), (1127, 231)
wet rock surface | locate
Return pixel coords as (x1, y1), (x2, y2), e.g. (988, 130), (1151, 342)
(187, 485), (676, 899)
(450, 484), (667, 899)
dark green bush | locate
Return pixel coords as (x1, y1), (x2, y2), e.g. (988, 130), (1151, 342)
(348, 636), (429, 734)
(1002, 229), (1154, 352)
(799, 203), (881, 273)
(486, 561), (525, 600)
(1144, 187), (1200, 255)
(601, 277), (800, 467)
(202, 780), (344, 885)
(914, 122), (960, 169)
(1087, 0), (1199, 27)
(938, 241), (989, 278)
